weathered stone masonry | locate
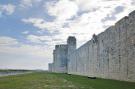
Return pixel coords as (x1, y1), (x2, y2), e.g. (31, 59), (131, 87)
(49, 36), (76, 73)
(49, 10), (135, 82)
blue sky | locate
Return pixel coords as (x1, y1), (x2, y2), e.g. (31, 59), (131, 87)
(0, 0), (135, 70)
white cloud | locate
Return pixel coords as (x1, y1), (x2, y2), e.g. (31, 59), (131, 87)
(0, 36), (52, 70)
(0, 4), (15, 15)
(45, 0), (78, 21)
(26, 34), (68, 48)
(22, 0), (135, 47)
(20, 0), (42, 8)
(0, 36), (18, 46)
(22, 18), (63, 33)
(22, 31), (29, 35)
(27, 35), (52, 44)
(22, 18), (47, 29)
(72, 0), (101, 12)
(0, 45), (52, 70)
(0, 44), (51, 59)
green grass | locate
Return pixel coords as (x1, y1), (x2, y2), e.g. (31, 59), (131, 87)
(0, 72), (135, 89)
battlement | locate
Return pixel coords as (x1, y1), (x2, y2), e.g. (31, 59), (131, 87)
(129, 10), (135, 17)
(55, 44), (67, 49)
(114, 10), (135, 26)
(115, 16), (128, 26)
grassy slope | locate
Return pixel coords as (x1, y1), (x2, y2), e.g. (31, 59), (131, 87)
(0, 72), (135, 89)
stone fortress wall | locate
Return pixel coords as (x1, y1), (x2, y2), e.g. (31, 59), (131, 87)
(49, 36), (76, 73)
(49, 10), (135, 82)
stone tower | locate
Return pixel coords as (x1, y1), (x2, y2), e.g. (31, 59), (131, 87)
(67, 36), (76, 55)
(67, 36), (76, 73)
